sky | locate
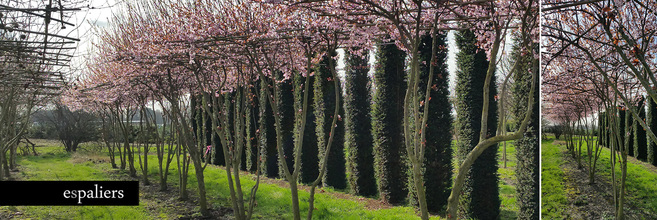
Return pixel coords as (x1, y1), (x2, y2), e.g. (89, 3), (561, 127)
(66, 0), (119, 80)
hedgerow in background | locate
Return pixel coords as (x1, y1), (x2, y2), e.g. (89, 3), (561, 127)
(455, 30), (500, 219)
(406, 34), (453, 213)
(314, 54), (347, 189)
(343, 49), (377, 196)
(371, 42), (408, 205)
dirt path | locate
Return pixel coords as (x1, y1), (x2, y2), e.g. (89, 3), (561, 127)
(558, 148), (647, 219)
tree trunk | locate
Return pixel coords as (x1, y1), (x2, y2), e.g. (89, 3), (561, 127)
(0, 150), (6, 180)
(9, 143), (16, 170)
(193, 158), (209, 216)
(411, 160), (429, 220)
(2, 151), (9, 178)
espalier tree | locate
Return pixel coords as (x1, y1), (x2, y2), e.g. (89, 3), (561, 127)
(406, 34), (453, 214)
(371, 42), (408, 205)
(455, 30), (500, 219)
(343, 49), (377, 196)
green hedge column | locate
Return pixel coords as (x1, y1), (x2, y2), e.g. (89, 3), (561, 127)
(276, 72), (296, 177)
(372, 42), (408, 204)
(260, 79), (279, 178)
(246, 84), (260, 173)
(625, 107), (635, 157)
(455, 30), (500, 219)
(314, 54), (347, 189)
(512, 41), (539, 219)
(649, 98), (657, 165)
(344, 49), (377, 196)
(598, 112), (607, 148)
(619, 107), (626, 152)
(406, 34), (453, 213)
(597, 112), (602, 145)
(294, 73), (319, 184)
(634, 97), (647, 161)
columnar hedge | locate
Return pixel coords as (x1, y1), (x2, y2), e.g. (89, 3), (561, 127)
(259, 79), (279, 178)
(598, 111), (608, 148)
(211, 127), (225, 166)
(343, 49), (377, 196)
(406, 34), (453, 213)
(222, 92), (247, 170)
(189, 94), (225, 166)
(246, 84), (260, 173)
(597, 112), (602, 144)
(649, 98), (657, 165)
(372, 42), (408, 204)
(294, 73), (319, 184)
(634, 97), (647, 161)
(625, 107), (635, 157)
(191, 95), (202, 157)
(276, 72), (296, 177)
(314, 54), (347, 189)
(455, 30), (500, 219)
(191, 95), (215, 164)
(617, 107), (624, 151)
(512, 42), (539, 220)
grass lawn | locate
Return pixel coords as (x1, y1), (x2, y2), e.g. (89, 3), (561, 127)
(542, 135), (657, 218)
(498, 141), (519, 219)
(1, 140), (519, 219)
(1, 146), (153, 219)
(541, 137), (568, 219)
(575, 139), (657, 216)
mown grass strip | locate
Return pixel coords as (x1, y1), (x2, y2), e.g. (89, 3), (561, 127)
(541, 138), (568, 219)
(4, 140), (520, 219)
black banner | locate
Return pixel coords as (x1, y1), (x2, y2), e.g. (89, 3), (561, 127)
(0, 181), (139, 206)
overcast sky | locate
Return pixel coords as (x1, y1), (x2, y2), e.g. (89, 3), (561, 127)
(66, 0), (118, 80)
